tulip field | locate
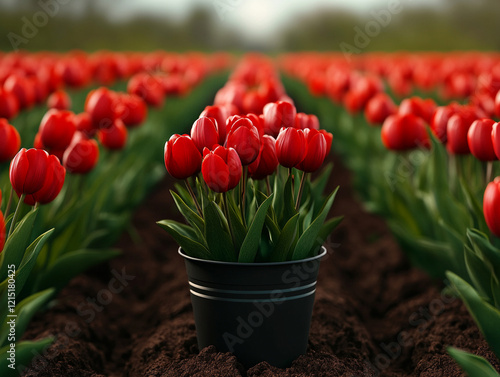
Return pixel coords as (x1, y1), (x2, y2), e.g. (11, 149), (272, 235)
(0, 51), (500, 376)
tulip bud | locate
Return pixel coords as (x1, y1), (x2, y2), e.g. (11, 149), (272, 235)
(164, 134), (202, 180)
(364, 93), (397, 126)
(447, 108), (478, 155)
(398, 97), (436, 124)
(263, 101), (297, 137)
(275, 127), (306, 168)
(201, 146), (242, 193)
(0, 119), (21, 163)
(39, 109), (76, 151)
(98, 118), (128, 150)
(248, 135), (278, 180)
(85, 87), (117, 129)
(63, 133), (100, 174)
(4, 74), (36, 109)
(200, 105), (228, 145)
(10, 148), (50, 195)
(226, 118), (260, 165)
(430, 104), (460, 144)
(115, 94), (147, 128)
(191, 117), (219, 153)
(127, 73), (165, 108)
(47, 90), (72, 110)
(24, 154), (66, 205)
(381, 114), (430, 151)
(0, 87), (20, 120)
(467, 119), (497, 161)
(294, 113), (320, 130)
(297, 129), (328, 173)
(484, 177), (500, 237)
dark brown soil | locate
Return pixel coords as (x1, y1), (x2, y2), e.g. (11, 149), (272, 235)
(20, 154), (500, 377)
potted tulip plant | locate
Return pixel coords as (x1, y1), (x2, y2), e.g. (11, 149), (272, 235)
(159, 99), (341, 368)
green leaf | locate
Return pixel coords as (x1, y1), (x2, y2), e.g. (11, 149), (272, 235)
(281, 176), (296, 227)
(170, 191), (204, 234)
(203, 202), (236, 262)
(226, 197), (247, 252)
(491, 275), (500, 309)
(448, 347), (500, 377)
(468, 229), (500, 281)
(270, 213), (300, 262)
(0, 337), (54, 377)
(0, 289), (54, 347)
(464, 246), (493, 302)
(316, 216), (343, 247)
(238, 194), (274, 263)
(36, 249), (120, 292)
(0, 210), (38, 281)
(157, 220), (211, 259)
(292, 187), (338, 260)
(447, 272), (500, 359)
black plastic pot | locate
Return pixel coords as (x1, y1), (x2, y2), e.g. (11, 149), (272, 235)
(179, 246), (327, 368)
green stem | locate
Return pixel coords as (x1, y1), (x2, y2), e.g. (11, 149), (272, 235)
(289, 167), (295, 203)
(266, 176), (271, 196)
(185, 180), (202, 217)
(4, 186), (13, 217)
(223, 192), (236, 250)
(8, 193), (25, 238)
(295, 172), (307, 211)
(486, 161), (493, 185)
(241, 167), (247, 226)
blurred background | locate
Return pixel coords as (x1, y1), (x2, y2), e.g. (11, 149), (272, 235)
(0, 0), (498, 52)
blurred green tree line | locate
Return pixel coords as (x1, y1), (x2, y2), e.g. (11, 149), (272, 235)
(0, 0), (498, 52)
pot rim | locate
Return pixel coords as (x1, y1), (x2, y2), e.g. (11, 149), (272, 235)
(178, 246), (328, 266)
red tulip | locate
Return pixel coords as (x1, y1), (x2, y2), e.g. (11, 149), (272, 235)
(0, 87), (20, 120)
(398, 97), (436, 124)
(97, 119), (128, 150)
(24, 154), (66, 205)
(39, 109), (76, 150)
(127, 73), (165, 108)
(200, 105), (228, 145)
(4, 74), (35, 109)
(263, 101), (297, 137)
(63, 133), (99, 174)
(495, 90), (500, 118)
(74, 112), (97, 138)
(115, 94), (147, 128)
(248, 135), (278, 180)
(297, 129), (327, 173)
(226, 117), (260, 165)
(343, 75), (383, 114)
(294, 113), (320, 130)
(467, 119), (497, 161)
(0, 119), (21, 163)
(276, 127), (306, 168)
(447, 109), (478, 155)
(47, 90), (71, 110)
(164, 134), (202, 180)
(381, 114), (430, 151)
(202, 146), (242, 193)
(9, 148), (49, 195)
(484, 177), (500, 237)
(85, 87), (117, 129)
(364, 93), (397, 125)
(191, 117), (219, 153)
(242, 90), (266, 114)
(430, 104), (460, 144)
(319, 130), (333, 155)
(492, 122), (500, 160)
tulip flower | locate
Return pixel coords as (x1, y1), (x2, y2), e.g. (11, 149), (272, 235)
(97, 118), (128, 150)
(127, 73), (165, 108)
(63, 133), (100, 174)
(202, 146), (242, 193)
(398, 97), (436, 124)
(381, 114), (430, 151)
(294, 113), (320, 130)
(164, 134), (202, 180)
(276, 127), (306, 168)
(297, 129), (328, 173)
(74, 112), (97, 138)
(10, 148), (49, 195)
(467, 119), (497, 161)
(200, 105), (228, 144)
(226, 118), (260, 165)
(85, 87), (117, 129)
(47, 90), (72, 110)
(191, 117), (219, 153)
(4, 74), (35, 109)
(115, 94), (147, 128)
(493, 122), (500, 160)
(39, 109), (76, 151)
(0, 119), (21, 163)
(263, 101), (297, 137)
(242, 90), (266, 114)
(484, 177), (500, 237)
(364, 93), (397, 126)
(24, 155), (66, 205)
(248, 135), (278, 180)
(447, 108), (478, 155)
(0, 87), (20, 120)
(430, 104), (460, 144)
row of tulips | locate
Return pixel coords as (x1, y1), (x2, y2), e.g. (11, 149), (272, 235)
(0, 51), (229, 375)
(160, 55), (341, 264)
(282, 52), (500, 377)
